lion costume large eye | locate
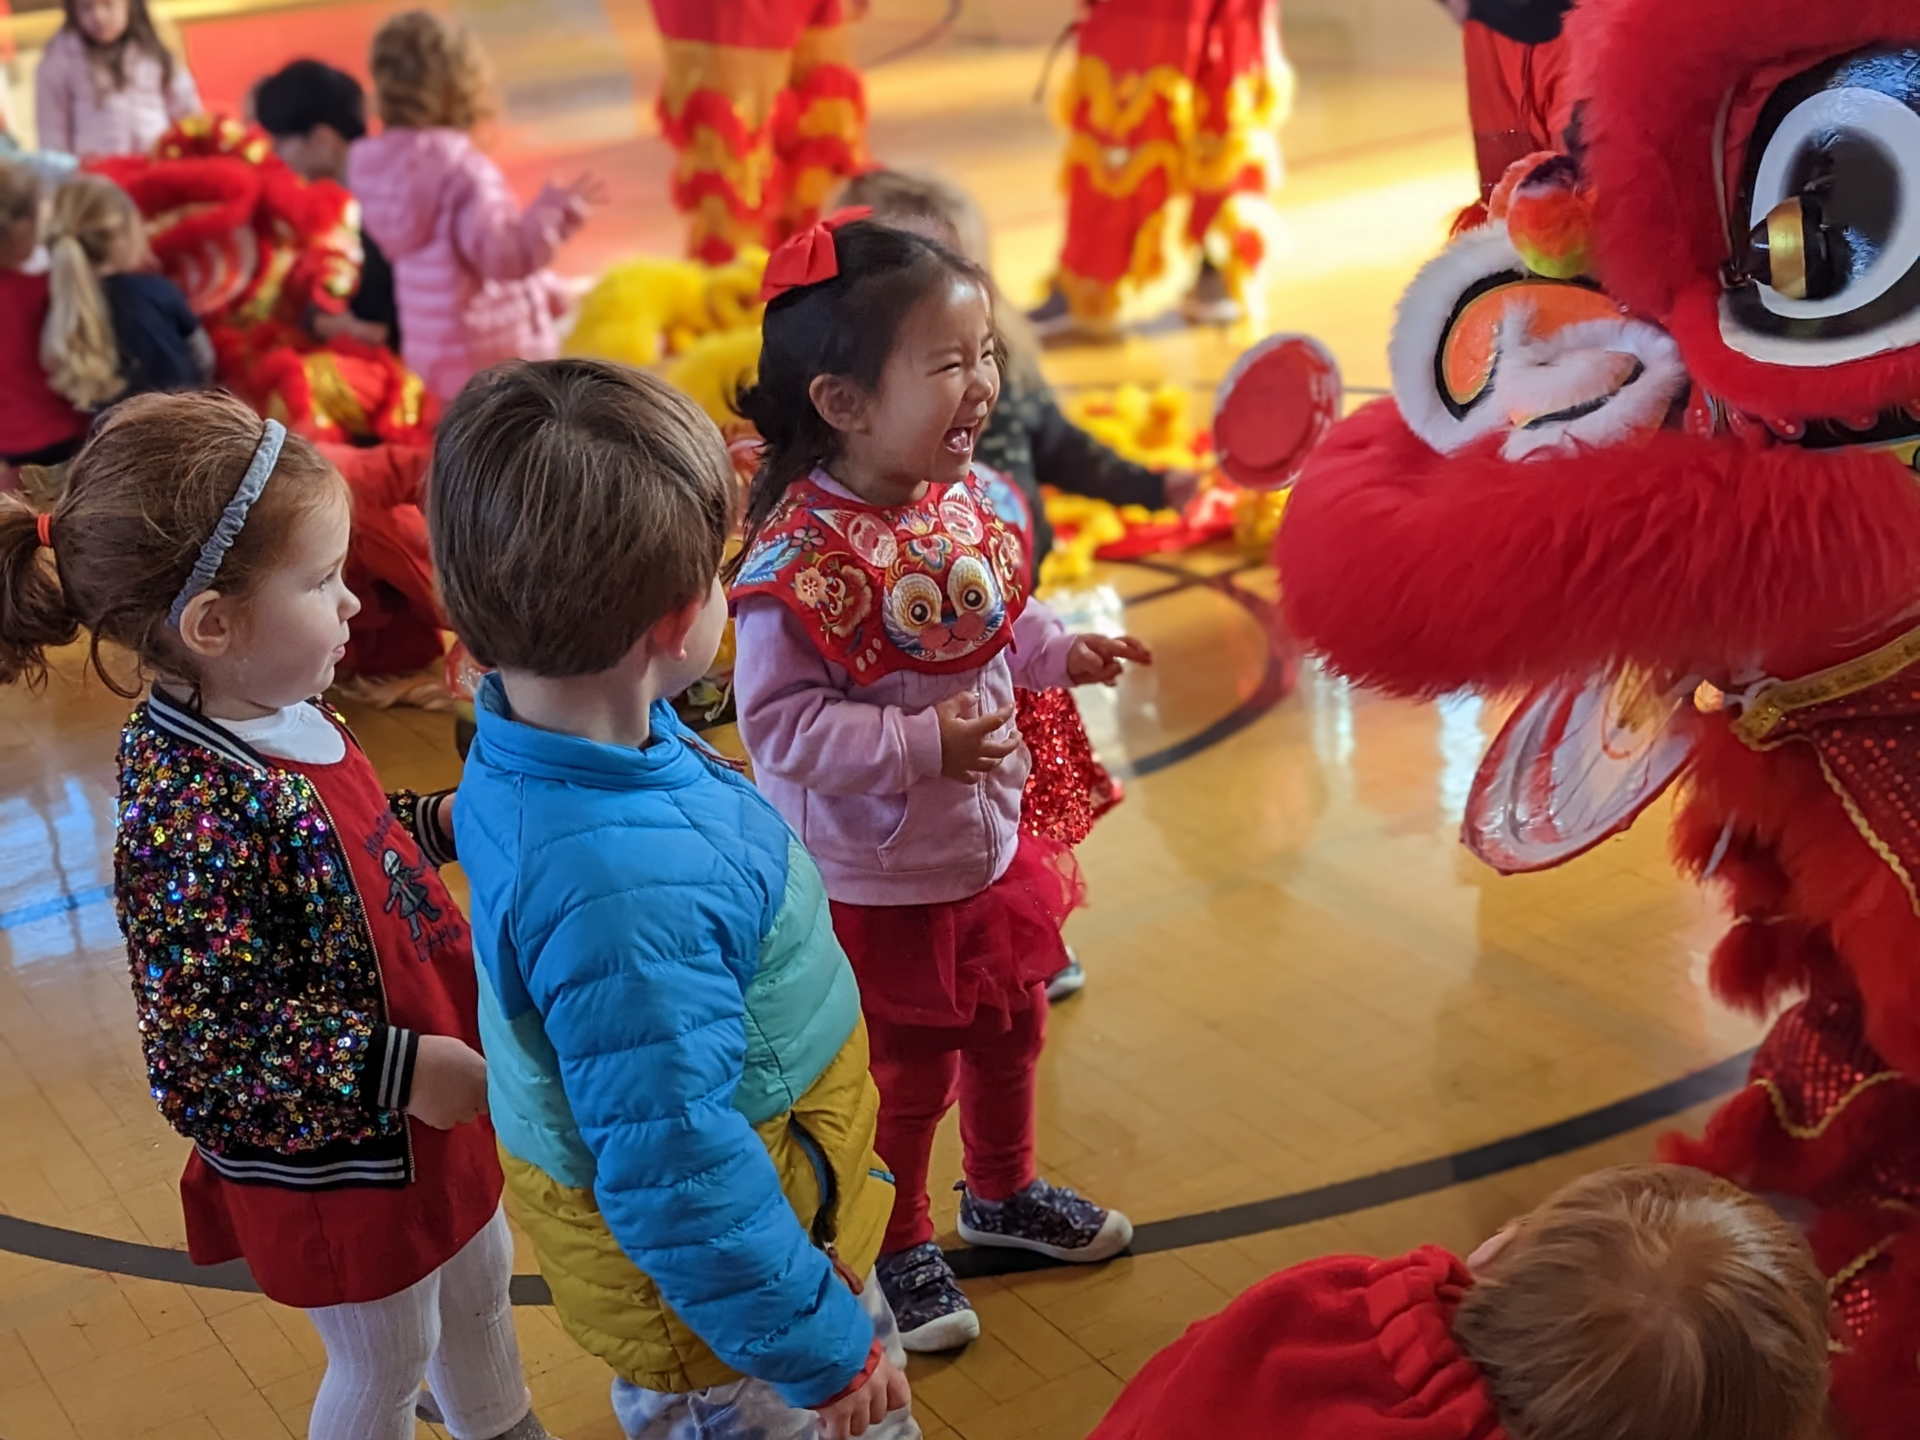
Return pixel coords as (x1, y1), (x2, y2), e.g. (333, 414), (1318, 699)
(947, 556), (997, 616)
(1724, 46), (1920, 365)
(889, 573), (944, 632)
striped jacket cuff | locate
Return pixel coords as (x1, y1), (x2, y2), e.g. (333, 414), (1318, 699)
(363, 1025), (421, 1112)
(414, 791), (457, 867)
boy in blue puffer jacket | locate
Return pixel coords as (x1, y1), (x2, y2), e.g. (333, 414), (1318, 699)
(431, 357), (917, 1440)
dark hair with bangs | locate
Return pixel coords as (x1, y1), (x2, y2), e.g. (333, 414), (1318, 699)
(731, 219), (996, 570)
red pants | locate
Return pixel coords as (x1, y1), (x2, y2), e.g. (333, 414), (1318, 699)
(868, 988), (1048, 1254)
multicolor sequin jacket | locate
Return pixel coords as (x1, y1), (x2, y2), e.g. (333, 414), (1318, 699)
(114, 690), (455, 1187)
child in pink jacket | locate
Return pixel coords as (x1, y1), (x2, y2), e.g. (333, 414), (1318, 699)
(731, 213), (1152, 1358)
(348, 11), (600, 403)
(36, 0), (200, 158)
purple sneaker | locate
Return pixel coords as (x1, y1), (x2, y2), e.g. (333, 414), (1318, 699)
(876, 1241), (980, 1353)
(956, 1179), (1133, 1263)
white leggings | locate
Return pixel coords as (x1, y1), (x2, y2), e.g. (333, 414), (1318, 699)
(305, 1206), (532, 1440)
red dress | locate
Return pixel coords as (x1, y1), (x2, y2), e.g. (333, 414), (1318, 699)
(179, 736), (502, 1308)
(0, 271), (87, 464)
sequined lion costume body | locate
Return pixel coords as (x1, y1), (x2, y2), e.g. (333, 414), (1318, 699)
(95, 117), (432, 447)
(1274, 2), (1920, 1431)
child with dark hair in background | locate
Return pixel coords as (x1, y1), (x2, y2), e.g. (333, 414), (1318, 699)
(732, 214), (1148, 1353)
(36, 0), (200, 158)
(254, 58), (401, 351)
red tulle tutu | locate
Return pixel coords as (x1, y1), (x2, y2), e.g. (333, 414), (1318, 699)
(830, 835), (1085, 1028)
(1018, 687), (1124, 845)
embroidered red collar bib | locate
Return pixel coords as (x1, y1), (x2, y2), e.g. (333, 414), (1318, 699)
(732, 469), (1030, 682)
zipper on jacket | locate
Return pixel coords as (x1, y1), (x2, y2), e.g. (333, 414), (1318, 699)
(306, 780), (416, 1184)
(789, 1118), (839, 1248)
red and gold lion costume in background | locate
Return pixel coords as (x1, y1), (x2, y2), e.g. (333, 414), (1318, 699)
(93, 115), (433, 449)
(1273, 0), (1920, 1431)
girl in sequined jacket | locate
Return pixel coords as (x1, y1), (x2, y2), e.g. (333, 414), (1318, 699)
(0, 393), (555, 1440)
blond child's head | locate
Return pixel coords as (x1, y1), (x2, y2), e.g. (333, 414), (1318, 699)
(429, 359), (737, 687)
(1454, 1164), (1831, 1440)
(370, 10), (492, 131)
(42, 173), (150, 411)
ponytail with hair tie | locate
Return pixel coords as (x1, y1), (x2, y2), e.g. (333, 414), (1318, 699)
(0, 494), (83, 690)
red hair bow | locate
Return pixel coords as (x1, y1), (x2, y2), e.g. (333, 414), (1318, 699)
(758, 206), (873, 302)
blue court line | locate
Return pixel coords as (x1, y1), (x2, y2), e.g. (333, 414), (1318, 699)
(0, 883), (114, 932)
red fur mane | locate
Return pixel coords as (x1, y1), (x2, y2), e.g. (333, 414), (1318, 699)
(1278, 400), (1920, 696)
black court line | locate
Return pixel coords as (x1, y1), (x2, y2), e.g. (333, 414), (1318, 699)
(0, 1048), (1756, 1300)
(1111, 562), (1297, 781)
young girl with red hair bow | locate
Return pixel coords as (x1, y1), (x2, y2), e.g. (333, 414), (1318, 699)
(732, 213), (1148, 1353)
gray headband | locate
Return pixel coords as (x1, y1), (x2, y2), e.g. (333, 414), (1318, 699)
(168, 420), (287, 628)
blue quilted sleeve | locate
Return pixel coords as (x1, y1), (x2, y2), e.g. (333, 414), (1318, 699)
(530, 897), (875, 1406)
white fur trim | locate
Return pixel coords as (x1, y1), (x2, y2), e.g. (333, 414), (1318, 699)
(1499, 316), (1688, 460)
(1388, 228), (1689, 460)
(1389, 228), (1529, 453)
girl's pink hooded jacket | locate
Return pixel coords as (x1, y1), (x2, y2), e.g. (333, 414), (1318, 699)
(347, 127), (585, 403)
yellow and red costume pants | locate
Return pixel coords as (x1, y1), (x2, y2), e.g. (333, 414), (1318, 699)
(649, 0), (869, 265)
(1055, 0), (1291, 323)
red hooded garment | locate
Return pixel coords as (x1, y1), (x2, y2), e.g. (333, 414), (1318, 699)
(1090, 1247), (1507, 1440)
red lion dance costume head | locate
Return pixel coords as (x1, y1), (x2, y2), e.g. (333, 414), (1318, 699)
(93, 115), (434, 449)
(1275, 1), (1920, 1430)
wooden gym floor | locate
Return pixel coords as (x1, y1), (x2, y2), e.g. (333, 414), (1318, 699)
(0, 3), (1764, 1437)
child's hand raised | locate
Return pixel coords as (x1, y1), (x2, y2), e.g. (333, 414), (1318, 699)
(406, 1034), (489, 1129)
(558, 171), (609, 212)
(813, 1354), (910, 1439)
(1066, 634), (1153, 687)
(937, 692), (1019, 783)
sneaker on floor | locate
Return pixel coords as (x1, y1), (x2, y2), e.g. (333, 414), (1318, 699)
(1027, 287), (1075, 337)
(1180, 260), (1244, 326)
(1028, 286), (1122, 345)
(956, 1179), (1133, 1263)
(1045, 949), (1086, 1002)
(876, 1241), (981, 1353)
